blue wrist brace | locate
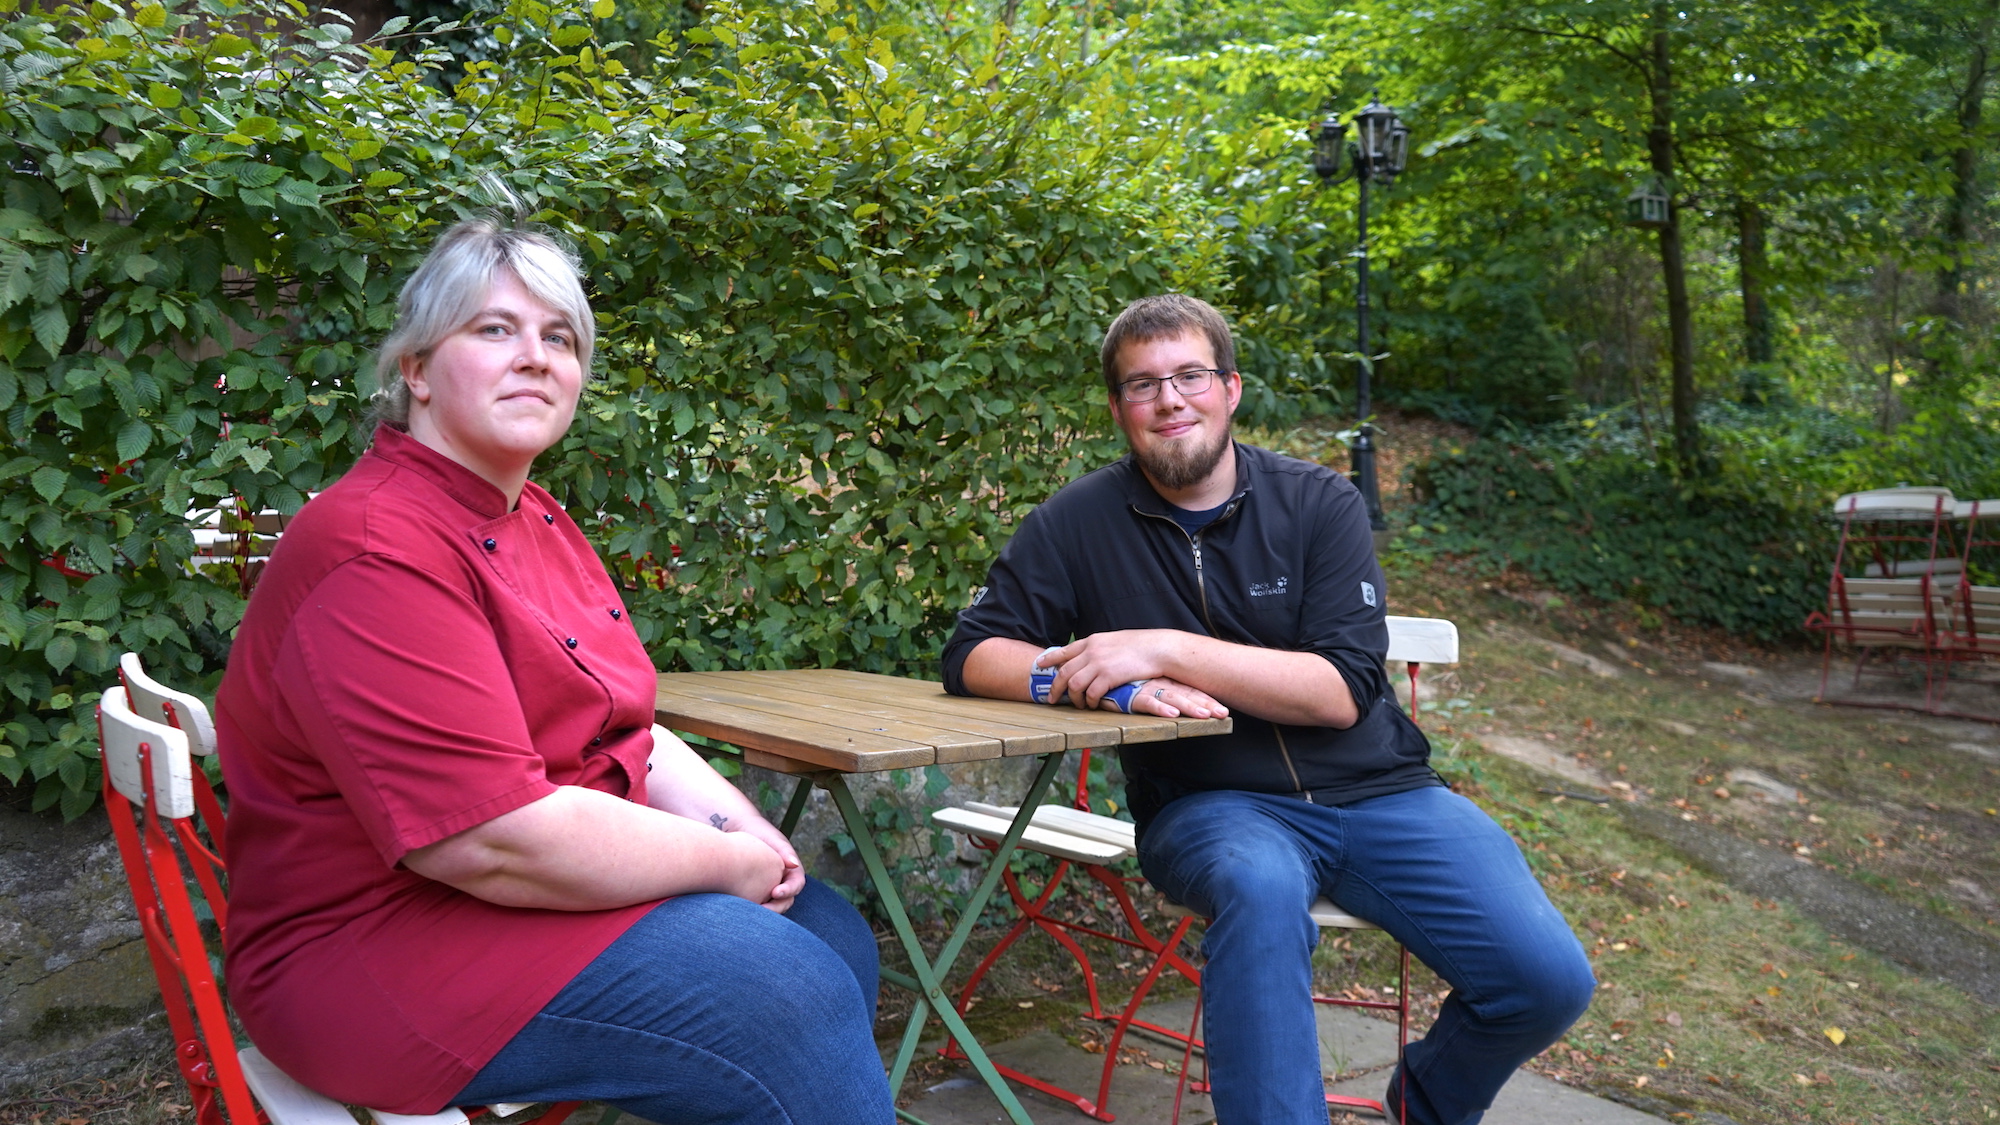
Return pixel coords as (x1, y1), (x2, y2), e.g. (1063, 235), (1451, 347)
(1029, 649), (1063, 704)
(1101, 681), (1145, 714)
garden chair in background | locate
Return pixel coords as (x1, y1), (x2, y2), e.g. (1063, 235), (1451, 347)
(929, 615), (1456, 1123)
(97, 653), (579, 1125)
(1808, 488), (2000, 721)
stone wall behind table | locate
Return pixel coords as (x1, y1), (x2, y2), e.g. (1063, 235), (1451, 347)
(0, 793), (168, 1095)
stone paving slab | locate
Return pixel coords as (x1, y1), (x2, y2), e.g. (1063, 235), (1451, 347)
(896, 998), (1666, 1124)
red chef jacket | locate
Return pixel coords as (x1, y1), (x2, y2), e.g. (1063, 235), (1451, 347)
(217, 424), (661, 1112)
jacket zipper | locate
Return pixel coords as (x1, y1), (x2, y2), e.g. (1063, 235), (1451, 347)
(1140, 500), (1311, 800)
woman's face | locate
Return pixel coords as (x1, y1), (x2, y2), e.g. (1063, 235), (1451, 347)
(401, 270), (583, 495)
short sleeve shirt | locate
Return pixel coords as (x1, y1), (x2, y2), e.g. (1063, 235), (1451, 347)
(216, 425), (661, 1113)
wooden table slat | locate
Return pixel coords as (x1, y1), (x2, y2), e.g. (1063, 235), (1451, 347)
(652, 687), (935, 771)
(674, 671), (1064, 760)
(657, 675), (1004, 762)
(750, 669), (1186, 749)
(692, 668), (1128, 748)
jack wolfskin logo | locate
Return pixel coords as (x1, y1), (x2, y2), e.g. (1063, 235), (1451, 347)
(969, 586), (988, 607)
(1249, 577), (1289, 597)
(1360, 581), (1377, 607)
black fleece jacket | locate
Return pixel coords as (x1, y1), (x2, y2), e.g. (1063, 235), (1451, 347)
(942, 442), (1439, 830)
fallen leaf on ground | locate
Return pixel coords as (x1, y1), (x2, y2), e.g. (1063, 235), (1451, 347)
(1824, 1027), (1846, 1045)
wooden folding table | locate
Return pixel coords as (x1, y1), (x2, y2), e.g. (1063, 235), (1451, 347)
(653, 669), (1229, 1125)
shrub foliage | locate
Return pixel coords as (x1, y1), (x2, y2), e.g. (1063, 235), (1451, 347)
(0, 0), (1221, 815)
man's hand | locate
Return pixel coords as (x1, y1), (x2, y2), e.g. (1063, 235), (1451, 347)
(1047, 629), (1197, 710)
(963, 631), (1354, 728)
(1122, 675), (1228, 719)
(730, 816), (805, 912)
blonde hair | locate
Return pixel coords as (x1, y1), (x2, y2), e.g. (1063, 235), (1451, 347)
(371, 218), (594, 424)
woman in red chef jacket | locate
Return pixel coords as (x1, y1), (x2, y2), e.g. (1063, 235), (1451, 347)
(216, 218), (893, 1124)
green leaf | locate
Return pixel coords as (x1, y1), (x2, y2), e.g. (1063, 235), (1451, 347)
(552, 24), (592, 48)
(146, 82), (182, 109)
(31, 465), (66, 503)
(591, 0), (615, 15)
(276, 178), (325, 207)
(349, 138), (383, 161)
(115, 419), (153, 463)
(30, 304), (66, 358)
(133, 4), (166, 28)
(235, 116), (279, 138)
(366, 169), (406, 187)
(0, 247), (31, 312)
(44, 635), (75, 674)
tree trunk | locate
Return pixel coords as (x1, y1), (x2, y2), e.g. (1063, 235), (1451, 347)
(1737, 196), (1773, 365)
(1936, 0), (2000, 329)
(1650, 4), (1701, 475)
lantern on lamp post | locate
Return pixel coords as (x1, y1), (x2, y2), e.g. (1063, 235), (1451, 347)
(1308, 93), (1410, 533)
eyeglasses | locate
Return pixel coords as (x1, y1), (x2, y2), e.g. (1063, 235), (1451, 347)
(1116, 368), (1224, 403)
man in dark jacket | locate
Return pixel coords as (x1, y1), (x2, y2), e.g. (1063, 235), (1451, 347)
(941, 295), (1593, 1125)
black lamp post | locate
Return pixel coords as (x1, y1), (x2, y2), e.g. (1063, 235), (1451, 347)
(1310, 94), (1409, 533)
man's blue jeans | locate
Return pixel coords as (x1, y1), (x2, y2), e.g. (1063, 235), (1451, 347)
(1138, 785), (1594, 1125)
(455, 878), (894, 1124)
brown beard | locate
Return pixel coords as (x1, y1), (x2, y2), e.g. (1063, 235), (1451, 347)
(1134, 422), (1232, 491)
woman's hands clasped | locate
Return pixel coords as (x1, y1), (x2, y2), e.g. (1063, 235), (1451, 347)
(721, 813), (805, 913)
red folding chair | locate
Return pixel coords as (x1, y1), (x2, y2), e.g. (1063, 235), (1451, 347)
(99, 655), (581, 1125)
(930, 748), (1202, 1121)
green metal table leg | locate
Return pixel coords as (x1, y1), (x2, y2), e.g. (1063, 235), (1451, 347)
(779, 775), (815, 835)
(827, 754), (1066, 1125)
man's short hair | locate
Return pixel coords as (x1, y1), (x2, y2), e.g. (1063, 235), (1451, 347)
(1099, 294), (1237, 393)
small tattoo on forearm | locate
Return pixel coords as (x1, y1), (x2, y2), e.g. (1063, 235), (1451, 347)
(710, 813), (730, 830)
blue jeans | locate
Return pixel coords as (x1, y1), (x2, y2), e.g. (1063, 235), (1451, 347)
(1137, 786), (1594, 1125)
(455, 878), (894, 1125)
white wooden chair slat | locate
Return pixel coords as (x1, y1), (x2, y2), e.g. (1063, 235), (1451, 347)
(1384, 616), (1459, 665)
(1861, 558), (1963, 578)
(930, 808), (1129, 865)
(119, 651), (219, 756)
(961, 802), (1139, 852)
(1832, 487), (1955, 522)
(239, 1047), (367, 1125)
(98, 686), (196, 819)
(370, 1110), (472, 1125)
(1837, 577), (1955, 597)
(1307, 898), (1379, 930)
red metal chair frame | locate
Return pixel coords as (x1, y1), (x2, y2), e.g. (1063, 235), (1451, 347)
(99, 665), (579, 1125)
(1807, 493), (2000, 722)
(937, 747), (1202, 1121)
(99, 689), (256, 1125)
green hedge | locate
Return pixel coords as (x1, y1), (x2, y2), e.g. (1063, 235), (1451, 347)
(0, 0), (1224, 815)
